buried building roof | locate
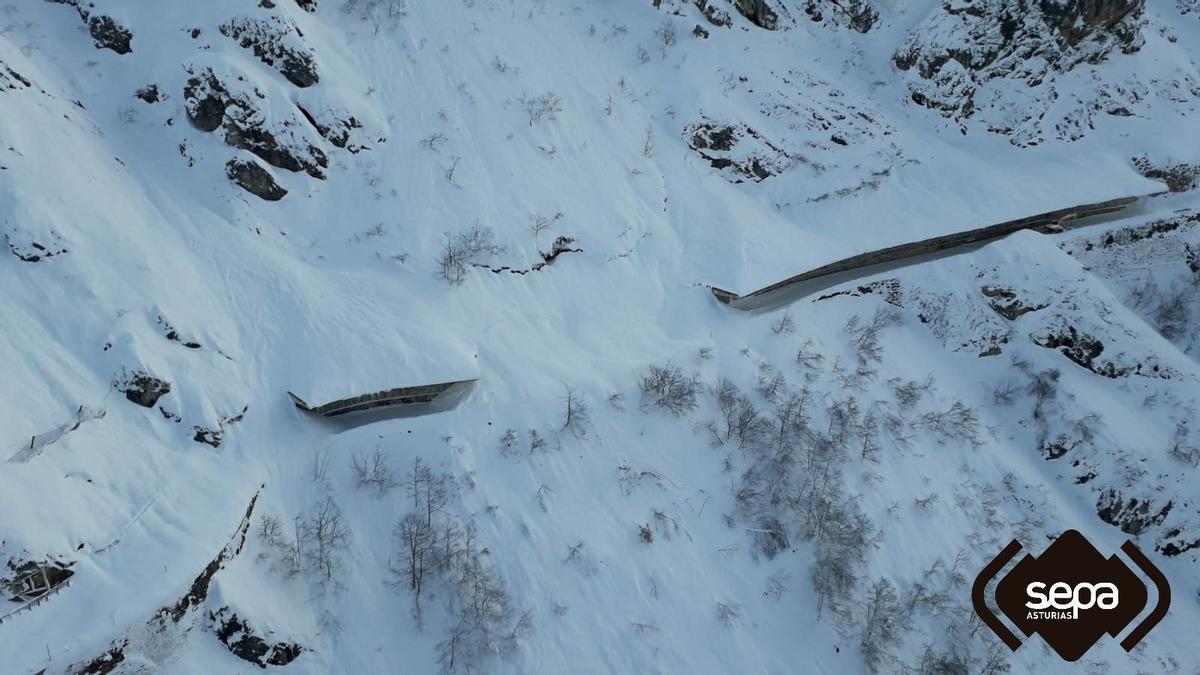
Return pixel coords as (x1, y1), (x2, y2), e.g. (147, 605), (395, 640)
(287, 379), (476, 422)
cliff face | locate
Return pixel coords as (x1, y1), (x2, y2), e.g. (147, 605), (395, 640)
(893, 0), (1158, 145)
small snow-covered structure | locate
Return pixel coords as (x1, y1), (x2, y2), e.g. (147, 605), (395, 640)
(287, 379), (476, 424)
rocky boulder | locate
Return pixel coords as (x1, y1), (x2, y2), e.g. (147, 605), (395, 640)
(219, 16), (318, 88)
(227, 158), (287, 201)
(114, 370), (171, 408)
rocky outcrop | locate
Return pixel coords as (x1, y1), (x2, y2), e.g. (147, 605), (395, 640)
(114, 370), (171, 407)
(185, 68), (328, 179)
(1096, 488), (1171, 535)
(734, 0), (780, 29)
(210, 608), (305, 667)
(227, 158), (288, 201)
(981, 285), (1048, 320)
(894, 0), (1149, 144)
(803, 0), (878, 32)
(193, 406), (248, 448)
(1133, 155), (1200, 193)
(295, 0), (318, 11)
(5, 227), (68, 262)
(47, 1), (133, 54)
(88, 15), (133, 54)
(1032, 321), (1176, 379)
(134, 84), (163, 103)
(219, 16), (318, 88)
(297, 103), (364, 150)
(0, 62), (33, 92)
(685, 122), (789, 182)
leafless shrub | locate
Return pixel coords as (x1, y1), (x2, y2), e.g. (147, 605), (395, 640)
(437, 224), (502, 285)
(529, 429), (547, 452)
(519, 91), (563, 126)
(713, 378), (767, 448)
(529, 212), (562, 237)
(716, 601), (741, 627)
(351, 448), (398, 496)
(844, 308), (900, 365)
(419, 132), (447, 150)
(653, 19), (677, 58)
(796, 339), (825, 372)
(772, 311), (796, 335)
(915, 401), (981, 447)
(498, 429), (520, 457)
(639, 364), (699, 416)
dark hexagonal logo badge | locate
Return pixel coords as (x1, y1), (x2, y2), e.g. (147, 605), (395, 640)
(972, 530), (1170, 662)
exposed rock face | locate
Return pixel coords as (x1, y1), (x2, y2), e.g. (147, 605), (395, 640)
(185, 68), (328, 179)
(134, 83), (163, 103)
(1097, 488), (1171, 535)
(734, 0), (780, 29)
(47, 1), (133, 54)
(685, 122), (788, 182)
(1133, 155), (1200, 193)
(1039, 0), (1143, 49)
(0, 62), (33, 92)
(227, 158), (288, 201)
(803, 0), (878, 32)
(220, 16), (318, 88)
(981, 285), (1048, 320)
(295, 0), (318, 11)
(894, 0), (1150, 145)
(1032, 321), (1176, 379)
(210, 608), (305, 667)
(87, 14), (133, 54)
(115, 370), (171, 407)
(297, 103), (364, 150)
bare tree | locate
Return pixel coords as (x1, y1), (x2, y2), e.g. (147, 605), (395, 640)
(351, 447), (397, 496)
(653, 19), (677, 59)
(860, 576), (905, 672)
(561, 386), (591, 437)
(300, 495), (351, 589)
(639, 364), (699, 416)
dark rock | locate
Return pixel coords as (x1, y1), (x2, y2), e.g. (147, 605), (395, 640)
(685, 122), (788, 183)
(210, 608), (306, 667)
(75, 642), (127, 675)
(804, 0), (879, 32)
(5, 228), (68, 262)
(734, 0), (779, 29)
(219, 16), (319, 88)
(692, 0), (732, 26)
(184, 72), (229, 132)
(981, 285), (1048, 320)
(1132, 155), (1199, 192)
(227, 158), (287, 201)
(159, 490), (260, 624)
(115, 371), (171, 408)
(693, 24), (709, 38)
(297, 104), (362, 149)
(134, 84), (163, 103)
(295, 0), (318, 11)
(1039, 0), (1143, 49)
(88, 15), (133, 54)
(1096, 488), (1171, 535)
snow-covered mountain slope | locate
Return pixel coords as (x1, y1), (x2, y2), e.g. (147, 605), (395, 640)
(1, 1), (1198, 673)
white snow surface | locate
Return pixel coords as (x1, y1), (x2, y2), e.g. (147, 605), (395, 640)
(1, 0), (1198, 673)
